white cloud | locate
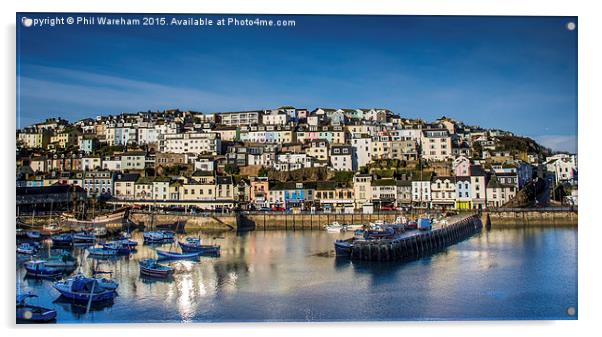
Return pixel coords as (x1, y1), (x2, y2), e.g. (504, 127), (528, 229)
(534, 135), (577, 153)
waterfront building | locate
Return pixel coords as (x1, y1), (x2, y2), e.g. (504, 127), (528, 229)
(113, 173), (139, 200)
(431, 176), (457, 209)
(412, 174), (432, 208)
(353, 174), (372, 209)
(455, 176), (472, 209)
(82, 170), (114, 198)
(250, 176), (270, 208)
(371, 179), (398, 209)
(470, 165), (487, 210)
(486, 175), (517, 208)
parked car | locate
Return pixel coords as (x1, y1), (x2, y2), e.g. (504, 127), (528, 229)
(271, 206), (285, 211)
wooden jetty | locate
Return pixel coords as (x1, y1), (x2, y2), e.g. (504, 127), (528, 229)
(350, 214), (483, 262)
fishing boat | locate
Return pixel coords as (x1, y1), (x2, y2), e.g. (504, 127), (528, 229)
(87, 246), (118, 257)
(73, 231), (96, 243)
(16, 228), (27, 238)
(139, 258), (174, 278)
(17, 242), (37, 255)
(92, 226), (108, 237)
(24, 260), (62, 279)
(178, 237), (221, 256)
(345, 223), (365, 231)
(16, 294), (57, 323)
(144, 231), (175, 244)
(41, 223), (62, 236)
(116, 237), (138, 247)
(45, 251), (77, 271)
(334, 239), (354, 257)
(53, 275), (116, 302)
(51, 233), (73, 246)
(26, 230), (41, 240)
(156, 249), (200, 260)
(102, 241), (134, 255)
(325, 222), (346, 233)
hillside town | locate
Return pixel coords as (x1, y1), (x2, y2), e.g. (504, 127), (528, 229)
(16, 107), (578, 214)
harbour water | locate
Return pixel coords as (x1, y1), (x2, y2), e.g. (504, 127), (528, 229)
(16, 226), (577, 322)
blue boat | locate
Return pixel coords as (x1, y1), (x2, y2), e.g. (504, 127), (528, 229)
(16, 294), (57, 323)
(53, 275), (116, 302)
(334, 240), (353, 257)
(102, 242), (135, 255)
(87, 246), (118, 257)
(178, 237), (220, 256)
(143, 231), (175, 244)
(24, 260), (62, 279)
(73, 231), (96, 243)
(51, 233), (73, 246)
(17, 242), (37, 255)
(156, 249), (200, 260)
(139, 259), (174, 278)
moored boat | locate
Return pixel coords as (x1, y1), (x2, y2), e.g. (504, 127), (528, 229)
(87, 246), (118, 257)
(139, 258), (174, 278)
(17, 242), (37, 255)
(26, 231), (41, 240)
(73, 231), (96, 243)
(102, 241), (134, 255)
(53, 275), (116, 302)
(325, 222), (346, 233)
(16, 294), (57, 323)
(156, 249), (200, 260)
(41, 223), (62, 236)
(92, 271), (119, 290)
(92, 226), (108, 237)
(51, 233), (73, 246)
(24, 260), (62, 279)
(178, 237), (221, 256)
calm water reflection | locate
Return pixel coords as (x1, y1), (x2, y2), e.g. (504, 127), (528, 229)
(16, 226), (577, 322)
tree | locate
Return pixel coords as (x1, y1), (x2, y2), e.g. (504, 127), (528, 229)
(224, 164), (240, 175)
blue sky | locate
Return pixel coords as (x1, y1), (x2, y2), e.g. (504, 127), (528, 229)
(17, 14), (577, 152)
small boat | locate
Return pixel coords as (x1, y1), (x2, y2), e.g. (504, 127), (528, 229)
(102, 242), (134, 255)
(17, 242), (37, 255)
(178, 237), (221, 256)
(156, 249), (200, 260)
(16, 228), (27, 238)
(115, 237), (138, 247)
(91, 271), (119, 290)
(16, 294), (57, 323)
(24, 260), (62, 279)
(92, 227), (108, 237)
(41, 223), (62, 236)
(45, 251), (77, 271)
(139, 258), (174, 278)
(365, 226), (396, 239)
(325, 222), (346, 233)
(73, 231), (96, 243)
(26, 231), (41, 240)
(53, 275), (116, 302)
(345, 223), (364, 231)
(51, 233), (73, 246)
(87, 246), (118, 257)
(334, 239), (354, 257)
(143, 231), (174, 244)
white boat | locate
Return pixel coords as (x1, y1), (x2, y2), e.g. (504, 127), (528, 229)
(345, 223), (365, 230)
(17, 242), (37, 255)
(44, 252), (77, 271)
(325, 222), (346, 233)
(26, 231), (41, 240)
(92, 227), (108, 237)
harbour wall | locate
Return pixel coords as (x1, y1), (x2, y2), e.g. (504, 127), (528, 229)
(128, 212), (237, 231)
(350, 214), (483, 262)
(483, 209), (578, 227)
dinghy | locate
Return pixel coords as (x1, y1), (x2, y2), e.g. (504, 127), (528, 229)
(53, 274), (116, 302)
(16, 294), (57, 323)
(156, 249), (200, 260)
(17, 242), (37, 255)
(139, 258), (174, 278)
(24, 260), (63, 279)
